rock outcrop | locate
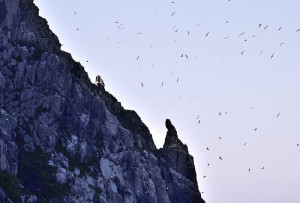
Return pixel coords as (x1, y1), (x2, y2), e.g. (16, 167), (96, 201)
(0, 0), (205, 202)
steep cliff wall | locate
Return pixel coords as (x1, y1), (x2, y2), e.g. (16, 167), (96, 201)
(0, 0), (205, 202)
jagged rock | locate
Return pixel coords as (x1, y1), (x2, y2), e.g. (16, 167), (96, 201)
(0, 0), (205, 202)
(160, 119), (205, 203)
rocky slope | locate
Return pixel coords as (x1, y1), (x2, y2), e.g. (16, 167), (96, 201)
(0, 0), (205, 202)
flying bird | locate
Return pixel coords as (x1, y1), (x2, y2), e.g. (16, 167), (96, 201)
(219, 156), (222, 160)
(141, 83), (144, 87)
(260, 49), (263, 55)
(206, 147), (209, 150)
(278, 26), (282, 30)
(219, 112), (221, 116)
(160, 82), (164, 87)
(137, 32), (142, 35)
(276, 113), (280, 118)
(185, 54), (188, 59)
(271, 53), (274, 59)
(187, 30), (190, 35)
(223, 36), (229, 40)
(297, 144), (299, 147)
(171, 12), (176, 16)
(244, 142), (247, 146)
(205, 32), (210, 37)
(238, 32), (245, 36)
(176, 77), (179, 83)
(296, 28), (300, 32)
(207, 163), (210, 166)
(198, 120), (201, 124)
(259, 24), (262, 28)
(225, 112), (228, 115)
(203, 175), (206, 178)
(248, 168), (251, 172)
(196, 115), (199, 119)
(241, 50), (245, 55)
(280, 43), (284, 46)
(74, 11), (77, 15)
(137, 56), (140, 60)
(261, 167), (265, 170)
(219, 137), (222, 140)
(254, 128), (257, 131)
(264, 25), (268, 30)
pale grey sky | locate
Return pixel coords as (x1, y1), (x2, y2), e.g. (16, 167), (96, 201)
(34, 0), (300, 202)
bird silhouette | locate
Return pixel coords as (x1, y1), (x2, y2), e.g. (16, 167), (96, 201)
(137, 56), (140, 60)
(223, 36), (229, 40)
(238, 32), (245, 36)
(260, 49), (263, 55)
(271, 53), (274, 59)
(219, 137), (222, 140)
(297, 144), (299, 147)
(219, 112), (221, 116)
(276, 113), (280, 118)
(264, 25), (268, 30)
(141, 83), (144, 87)
(241, 50), (245, 55)
(205, 32), (210, 37)
(74, 11), (77, 15)
(261, 167), (264, 170)
(203, 175), (206, 178)
(225, 112), (228, 115)
(196, 115), (199, 119)
(259, 24), (262, 28)
(280, 43), (284, 46)
(244, 142), (246, 146)
(255, 128), (257, 131)
(171, 12), (176, 16)
(206, 147), (209, 150)
(278, 26), (282, 30)
(248, 168), (251, 172)
(176, 77), (179, 83)
(207, 163), (210, 166)
(160, 82), (164, 87)
(187, 30), (190, 35)
(296, 28), (300, 32)
(185, 54), (188, 59)
(219, 156), (222, 160)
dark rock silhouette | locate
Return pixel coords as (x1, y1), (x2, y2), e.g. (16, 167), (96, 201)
(160, 119), (204, 203)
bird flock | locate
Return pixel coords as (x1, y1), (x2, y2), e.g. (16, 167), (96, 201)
(52, 0), (300, 200)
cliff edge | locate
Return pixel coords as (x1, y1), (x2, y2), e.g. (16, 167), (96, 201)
(0, 0), (205, 202)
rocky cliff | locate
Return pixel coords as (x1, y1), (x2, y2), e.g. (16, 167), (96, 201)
(0, 0), (205, 202)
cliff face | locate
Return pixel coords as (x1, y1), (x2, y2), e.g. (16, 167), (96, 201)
(0, 0), (205, 202)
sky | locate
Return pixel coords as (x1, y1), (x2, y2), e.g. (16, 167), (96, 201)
(34, 0), (300, 202)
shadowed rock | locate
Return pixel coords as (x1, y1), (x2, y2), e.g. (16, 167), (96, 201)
(160, 119), (205, 203)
